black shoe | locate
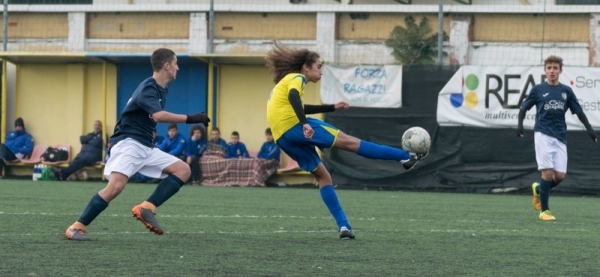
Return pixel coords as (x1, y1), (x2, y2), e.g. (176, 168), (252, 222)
(401, 152), (428, 171)
(52, 167), (64, 181)
(339, 227), (355, 240)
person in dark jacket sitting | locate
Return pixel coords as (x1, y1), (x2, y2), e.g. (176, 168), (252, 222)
(0, 117), (34, 177)
(55, 120), (104, 181)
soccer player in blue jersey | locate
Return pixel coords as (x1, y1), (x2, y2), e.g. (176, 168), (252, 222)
(517, 55), (597, 221)
(265, 41), (427, 239)
(65, 48), (210, 240)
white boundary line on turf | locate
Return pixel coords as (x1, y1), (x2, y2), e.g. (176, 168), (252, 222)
(0, 211), (594, 226)
(0, 228), (592, 238)
(0, 211), (488, 223)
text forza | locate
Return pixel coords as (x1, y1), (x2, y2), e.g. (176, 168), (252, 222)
(354, 68), (387, 79)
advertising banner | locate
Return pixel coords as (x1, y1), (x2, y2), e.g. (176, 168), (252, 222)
(437, 66), (600, 129)
(321, 65), (402, 108)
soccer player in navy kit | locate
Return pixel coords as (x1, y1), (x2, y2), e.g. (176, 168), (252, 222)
(517, 55), (597, 221)
(65, 48), (210, 240)
(265, 41), (427, 239)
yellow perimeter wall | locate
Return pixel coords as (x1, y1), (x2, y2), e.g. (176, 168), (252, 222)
(11, 63), (317, 168)
(216, 65), (321, 154)
(14, 63), (117, 155)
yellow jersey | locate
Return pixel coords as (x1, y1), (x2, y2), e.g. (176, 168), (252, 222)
(266, 73), (306, 141)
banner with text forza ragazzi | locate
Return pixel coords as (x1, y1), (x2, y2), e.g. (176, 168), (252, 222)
(437, 66), (600, 130)
(321, 65), (402, 108)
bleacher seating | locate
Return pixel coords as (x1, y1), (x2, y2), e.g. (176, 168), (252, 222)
(277, 158), (301, 173)
(6, 144), (48, 165)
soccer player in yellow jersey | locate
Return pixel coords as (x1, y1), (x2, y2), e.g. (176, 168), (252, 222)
(266, 41), (427, 239)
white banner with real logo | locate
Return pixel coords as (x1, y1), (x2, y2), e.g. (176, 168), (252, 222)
(437, 66), (600, 130)
(320, 65), (402, 108)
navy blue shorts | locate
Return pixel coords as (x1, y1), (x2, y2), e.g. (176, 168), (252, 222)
(276, 118), (339, 172)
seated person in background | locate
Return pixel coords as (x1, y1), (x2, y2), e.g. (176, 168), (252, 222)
(159, 123), (186, 160)
(152, 128), (165, 147)
(55, 120), (104, 181)
(0, 117), (34, 177)
(102, 142), (110, 165)
(226, 131), (250, 159)
(186, 125), (207, 185)
(257, 127), (281, 163)
(208, 127), (227, 149)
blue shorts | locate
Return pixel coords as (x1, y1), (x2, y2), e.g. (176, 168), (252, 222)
(276, 118), (339, 172)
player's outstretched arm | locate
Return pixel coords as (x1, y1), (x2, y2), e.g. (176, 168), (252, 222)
(152, 111), (211, 126)
(186, 112), (211, 127)
(304, 104), (335, 114)
(576, 112), (598, 142)
(304, 101), (349, 114)
(516, 108), (526, 138)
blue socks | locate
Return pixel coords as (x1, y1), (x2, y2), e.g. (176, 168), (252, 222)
(539, 179), (551, 211)
(147, 175), (184, 207)
(78, 193), (108, 226)
(357, 140), (410, 161)
(320, 185), (351, 230)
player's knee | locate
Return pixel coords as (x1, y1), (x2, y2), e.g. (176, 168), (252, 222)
(101, 179), (127, 201)
(109, 185), (125, 197)
(172, 160), (191, 181)
(540, 170), (554, 181)
(312, 171), (331, 182)
(334, 133), (360, 152)
(311, 165), (333, 185)
(554, 174), (565, 183)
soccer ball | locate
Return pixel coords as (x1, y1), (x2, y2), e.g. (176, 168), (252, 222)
(401, 127), (431, 154)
